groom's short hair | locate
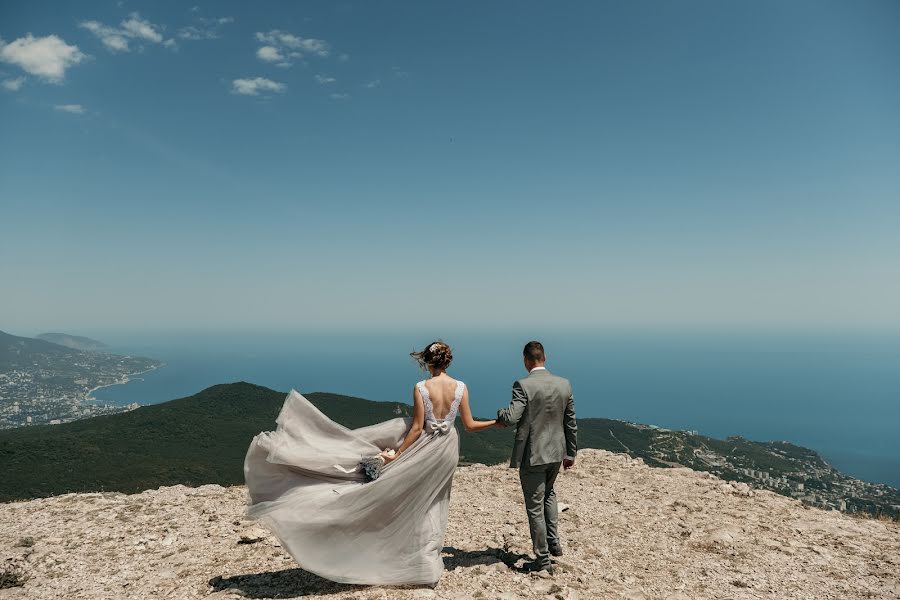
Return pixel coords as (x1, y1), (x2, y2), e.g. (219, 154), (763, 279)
(523, 341), (545, 363)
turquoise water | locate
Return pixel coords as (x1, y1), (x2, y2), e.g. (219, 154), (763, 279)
(92, 331), (900, 488)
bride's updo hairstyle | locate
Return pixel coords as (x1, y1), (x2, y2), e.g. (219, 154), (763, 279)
(410, 340), (453, 371)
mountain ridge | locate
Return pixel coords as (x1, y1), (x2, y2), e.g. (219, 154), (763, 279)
(1, 382), (897, 518)
(35, 333), (108, 351)
(0, 330), (73, 369)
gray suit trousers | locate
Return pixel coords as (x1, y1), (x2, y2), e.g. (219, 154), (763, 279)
(519, 460), (561, 566)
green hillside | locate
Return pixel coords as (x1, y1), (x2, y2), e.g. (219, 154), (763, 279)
(0, 382), (510, 502)
(0, 330), (74, 370)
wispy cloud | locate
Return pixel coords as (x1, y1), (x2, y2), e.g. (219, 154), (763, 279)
(315, 74), (336, 85)
(2, 76), (25, 91)
(177, 26), (210, 41)
(256, 31), (329, 56)
(363, 79), (381, 89)
(54, 103), (85, 114)
(0, 34), (86, 82)
(231, 77), (285, 96)
(330, 92), (350, 100)
(121, 14), (163, 43)
(80, 21), (129, 52)
(254, 30), (330, 67)
(177, 15), (234, 40)
(79, 13), (174, 53)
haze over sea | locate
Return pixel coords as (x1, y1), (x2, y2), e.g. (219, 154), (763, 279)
(86, 329), (900, 489)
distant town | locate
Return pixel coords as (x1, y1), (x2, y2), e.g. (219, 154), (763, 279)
(610, 421), (900, 519)
(0, 330), (163, 428)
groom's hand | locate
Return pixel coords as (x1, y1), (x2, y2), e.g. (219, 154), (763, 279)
(563, 457), (575, 470)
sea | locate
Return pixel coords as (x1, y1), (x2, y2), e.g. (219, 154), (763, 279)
(89, 330), (900, 488)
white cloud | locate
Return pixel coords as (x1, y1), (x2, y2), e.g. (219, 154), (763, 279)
(80, 13), (169, 53)
(330, 92), (349, 100)
(254, 30), (330, 67)
(256, 46), (284, 63)
(120, 14), (163, 43)
(2, 76), (25, 91)
(231, 77), (285, 96)
(55, 103), (85, 114)
(0, 34), (86, 82)
(315, 74), (336, 85)
(364, 79), (381, 89)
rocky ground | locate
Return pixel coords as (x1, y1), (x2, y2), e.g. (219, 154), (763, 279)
(1, 449), (898, 600)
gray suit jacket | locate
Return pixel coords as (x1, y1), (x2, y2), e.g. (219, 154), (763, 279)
(497, 368), (577, 468)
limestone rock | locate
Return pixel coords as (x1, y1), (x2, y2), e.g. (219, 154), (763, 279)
(0, 449), (897, 600)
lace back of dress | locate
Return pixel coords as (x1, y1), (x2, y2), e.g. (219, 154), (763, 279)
(418, 380), (465, 423)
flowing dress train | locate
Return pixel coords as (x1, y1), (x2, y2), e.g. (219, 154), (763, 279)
(243, 381), (465, 585)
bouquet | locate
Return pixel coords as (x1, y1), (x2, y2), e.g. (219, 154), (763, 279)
(359, 449), (396, 482)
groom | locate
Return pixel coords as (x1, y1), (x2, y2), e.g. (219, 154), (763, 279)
(497, 341), (577, 574)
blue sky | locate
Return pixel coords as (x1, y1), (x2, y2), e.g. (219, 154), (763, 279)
(1, 1), (899, 333)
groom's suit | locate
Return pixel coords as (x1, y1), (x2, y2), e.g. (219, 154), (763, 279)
(497, 367), (577, 567)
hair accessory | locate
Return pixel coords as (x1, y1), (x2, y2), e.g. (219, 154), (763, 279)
(429, 343), (442, 353)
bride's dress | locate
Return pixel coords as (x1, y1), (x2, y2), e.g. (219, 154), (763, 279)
(243, 380), (466, 586)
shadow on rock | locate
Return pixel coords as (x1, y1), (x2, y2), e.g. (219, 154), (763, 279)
(442, 546), (530, 571)
(209, 568), (358, 598)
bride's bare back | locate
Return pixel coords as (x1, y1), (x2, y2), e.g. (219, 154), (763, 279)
(422, 375), (460, 420)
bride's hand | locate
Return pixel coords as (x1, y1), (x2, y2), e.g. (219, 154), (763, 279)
(380, 449), (398, 463)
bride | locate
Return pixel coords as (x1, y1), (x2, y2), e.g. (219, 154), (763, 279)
(243, 340), (499, 586)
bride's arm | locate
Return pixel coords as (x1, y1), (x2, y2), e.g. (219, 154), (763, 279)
(389, 385), (426, 459)
(458, 386), (497, 433)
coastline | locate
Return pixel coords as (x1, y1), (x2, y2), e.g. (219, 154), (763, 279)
(68, 334), (900, 491)
(84, 363), (165, 405)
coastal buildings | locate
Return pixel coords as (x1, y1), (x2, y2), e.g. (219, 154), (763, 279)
(623, 423), (900, 519)
(0, 349), (162, 428)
